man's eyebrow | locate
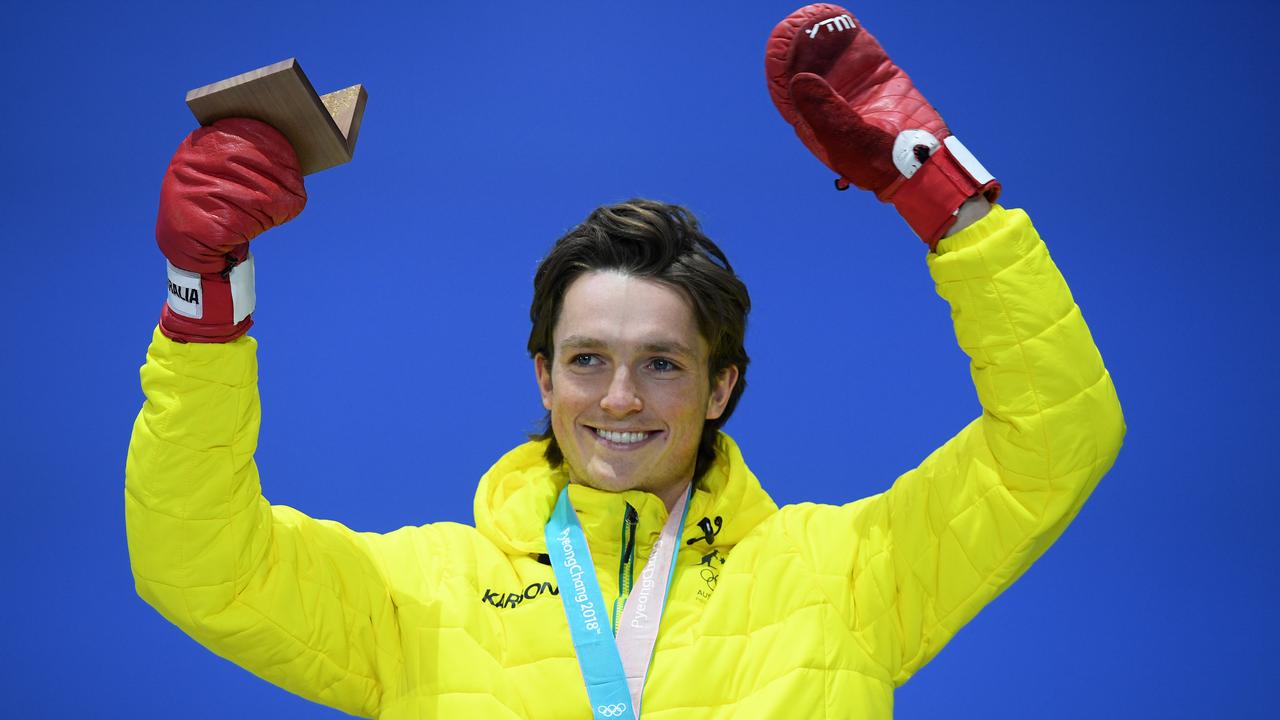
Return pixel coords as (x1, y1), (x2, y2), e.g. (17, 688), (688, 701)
(558, 335), (696, 357)
(639, 341), (695, 357)
(559, 335), (607, 350)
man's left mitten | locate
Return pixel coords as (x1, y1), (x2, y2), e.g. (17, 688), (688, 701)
(766, 3), (999, 247)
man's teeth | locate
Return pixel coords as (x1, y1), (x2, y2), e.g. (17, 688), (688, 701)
(595, 428), (650, 444)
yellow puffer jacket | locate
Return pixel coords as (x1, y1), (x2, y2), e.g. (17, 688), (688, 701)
(126, 206), (1124, 718)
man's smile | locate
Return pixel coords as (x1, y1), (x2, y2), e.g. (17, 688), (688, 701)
(587, 425), (663, 449)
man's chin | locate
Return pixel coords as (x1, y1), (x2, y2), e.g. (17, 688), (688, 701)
(569, 456), (652, 494)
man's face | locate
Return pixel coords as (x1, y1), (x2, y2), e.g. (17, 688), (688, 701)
(535, 271), (738, 498)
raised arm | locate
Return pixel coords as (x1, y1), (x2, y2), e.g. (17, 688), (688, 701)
(125, 120), (402, 717)
(765, 5), (1124, 683)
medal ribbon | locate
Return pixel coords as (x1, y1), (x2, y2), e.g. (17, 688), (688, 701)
(546, 483), (693, 720)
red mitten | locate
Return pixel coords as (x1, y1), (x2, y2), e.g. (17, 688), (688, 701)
(766, 4), (999, 247)
(156, 118), (306, 342)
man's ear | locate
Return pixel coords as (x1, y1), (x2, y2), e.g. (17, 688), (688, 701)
(534, 353), (554, 411)
(705, 365), (740, 421)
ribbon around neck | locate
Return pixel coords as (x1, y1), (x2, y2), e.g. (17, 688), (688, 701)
(545, 483), (693, 719)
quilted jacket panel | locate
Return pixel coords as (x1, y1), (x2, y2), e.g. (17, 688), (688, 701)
(125, 206), (1124, 718)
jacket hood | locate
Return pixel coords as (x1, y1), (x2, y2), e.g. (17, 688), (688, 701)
(474, 433), (779, 556)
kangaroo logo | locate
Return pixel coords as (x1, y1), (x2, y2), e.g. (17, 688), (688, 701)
(805, 13), (855, 39)
(699, 549), (726, 567)
(687, 516), (723, 546)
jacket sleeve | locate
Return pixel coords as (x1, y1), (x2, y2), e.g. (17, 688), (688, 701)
(125, 328), (403, 718)
(782, 206), (1125, 685)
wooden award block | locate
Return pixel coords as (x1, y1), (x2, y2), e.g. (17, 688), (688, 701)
(186, 58), (367, 175)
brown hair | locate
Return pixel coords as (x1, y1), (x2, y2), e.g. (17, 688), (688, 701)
(528, 199), (751, 481)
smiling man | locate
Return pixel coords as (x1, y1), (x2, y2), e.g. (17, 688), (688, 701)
(126, 4), (1123, 719)
(535, 273), (733, 507)
(529, 204), (745, 512)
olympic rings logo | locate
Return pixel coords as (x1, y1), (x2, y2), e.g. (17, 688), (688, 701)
(597, 703), (629, 717)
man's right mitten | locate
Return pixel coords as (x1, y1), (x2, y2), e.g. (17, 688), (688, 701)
(156, 117), (307, 343)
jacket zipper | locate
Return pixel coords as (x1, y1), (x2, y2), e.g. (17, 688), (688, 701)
(611, 503), (639, 635)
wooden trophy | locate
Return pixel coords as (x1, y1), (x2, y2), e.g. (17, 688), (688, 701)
(186, 58), (368, 175)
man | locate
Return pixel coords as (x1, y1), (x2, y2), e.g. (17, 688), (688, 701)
(126, 4), (1124, 718)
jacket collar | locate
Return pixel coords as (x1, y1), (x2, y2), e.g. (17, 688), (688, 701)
(473, 433), (779, 556)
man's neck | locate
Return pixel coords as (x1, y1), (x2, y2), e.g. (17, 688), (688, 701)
(567, 476), (692, 514)
(654, 478), (692, 514)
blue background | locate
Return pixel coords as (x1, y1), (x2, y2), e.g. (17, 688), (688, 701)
(2, 0), (1275, 717)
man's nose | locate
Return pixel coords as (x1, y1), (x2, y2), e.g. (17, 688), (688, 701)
(600, 367), (643, 416)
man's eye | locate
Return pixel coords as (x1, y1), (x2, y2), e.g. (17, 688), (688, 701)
(649, 358), (679, 372)
(571, 354), (599, 367)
